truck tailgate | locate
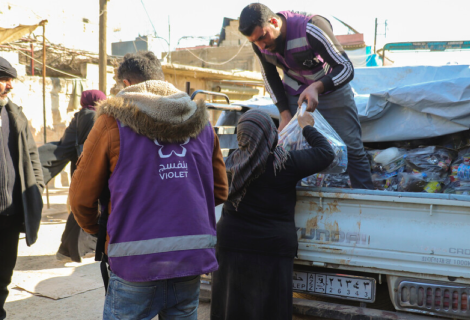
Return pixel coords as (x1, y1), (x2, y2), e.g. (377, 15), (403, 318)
(295, 188), (470, 279)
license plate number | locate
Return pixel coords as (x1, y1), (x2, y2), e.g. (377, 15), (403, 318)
(293, 271), (375, 302)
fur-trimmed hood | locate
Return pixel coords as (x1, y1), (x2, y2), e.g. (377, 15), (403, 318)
(96, 80), (209, 143)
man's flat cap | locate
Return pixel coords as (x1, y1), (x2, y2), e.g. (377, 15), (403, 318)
(0, 57), (17, 79)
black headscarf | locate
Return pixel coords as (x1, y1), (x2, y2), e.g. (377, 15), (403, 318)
(225, 109), (289, 209)
(0, 57), (17, 79)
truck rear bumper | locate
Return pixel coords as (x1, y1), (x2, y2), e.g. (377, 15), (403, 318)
(199, 284), (441, 320)
(293, 298), (442, 320)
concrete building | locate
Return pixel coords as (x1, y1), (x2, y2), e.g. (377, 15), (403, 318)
(170, 17), (370, 71)
(170, 19), (259, 73)
(112, 36), (165, 59)
(218, 18), (245, 47)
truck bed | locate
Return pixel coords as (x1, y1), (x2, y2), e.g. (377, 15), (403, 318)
(294, 187), (470, 281)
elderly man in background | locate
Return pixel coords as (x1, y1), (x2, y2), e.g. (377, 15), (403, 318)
(0, 57), (44, 320)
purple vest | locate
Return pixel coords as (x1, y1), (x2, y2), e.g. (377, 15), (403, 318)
(107, 122), (218, 282)
(260, 11), (333, 95)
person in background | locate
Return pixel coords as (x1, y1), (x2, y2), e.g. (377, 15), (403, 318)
(211, 109), (334, 320)
(69, 51), (228, 320)
(238, 3), (373, 189)
(39, 89), (106, 262)
(0, 57), (44, 320)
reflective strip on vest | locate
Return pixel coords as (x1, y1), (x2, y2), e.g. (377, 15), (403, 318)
(283, 74), (302, 91)
(108, 234), (217, 258)
(287, 69), (301, 78)
(303, 68), (326, 81)
(286, 37), (308, 50)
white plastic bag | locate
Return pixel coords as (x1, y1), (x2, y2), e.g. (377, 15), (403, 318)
(278, 103), (348, 175)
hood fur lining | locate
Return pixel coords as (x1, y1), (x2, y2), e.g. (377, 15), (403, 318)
(96, 81), (209, 143)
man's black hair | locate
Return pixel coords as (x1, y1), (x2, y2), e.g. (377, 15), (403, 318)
(117, 51), (164, 83)
(238, 3), (279, 36)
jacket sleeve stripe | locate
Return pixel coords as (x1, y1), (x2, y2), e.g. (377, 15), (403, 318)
(257, 55), (278, 104)
(306, 24), (353, 87)
(307, 25), (351, 86)
(307, 25), (352, 86)
(306, 24), (346, 64)
(332, 59), (353, 86)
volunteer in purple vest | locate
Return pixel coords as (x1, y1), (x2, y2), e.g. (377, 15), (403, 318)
(69, 51), (228, 320)
(239, 3), (373, 189)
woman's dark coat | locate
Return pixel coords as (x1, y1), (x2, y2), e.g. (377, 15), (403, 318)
(39, 108), (96, 182)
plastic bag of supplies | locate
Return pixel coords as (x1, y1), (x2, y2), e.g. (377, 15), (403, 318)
(278, 103), (348, 175)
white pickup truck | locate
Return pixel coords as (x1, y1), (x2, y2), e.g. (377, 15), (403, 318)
(293, 187), (470, 319)
(199, 84), (470, 319)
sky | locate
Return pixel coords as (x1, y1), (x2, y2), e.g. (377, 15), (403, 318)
(106, 0), (470, 65)
(2, 0), (470, 66)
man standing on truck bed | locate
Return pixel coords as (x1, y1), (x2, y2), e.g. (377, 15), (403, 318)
(239, 3), (373, 189)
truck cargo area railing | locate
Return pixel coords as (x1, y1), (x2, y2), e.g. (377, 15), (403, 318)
(296, 187), (470, 207)
(206, 102), (245, 112)
(191, 90), (231, 105)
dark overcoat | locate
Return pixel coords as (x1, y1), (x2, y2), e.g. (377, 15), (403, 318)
(39, 108), (96, 183)
(6, 101), (45, 246)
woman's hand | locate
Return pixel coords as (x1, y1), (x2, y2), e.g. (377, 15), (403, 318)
(298, 109), (315, 129)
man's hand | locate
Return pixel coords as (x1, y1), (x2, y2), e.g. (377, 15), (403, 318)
(278, 110), (292, 132)
(298, 81), (325, 112)
(298, 108), (315, 129)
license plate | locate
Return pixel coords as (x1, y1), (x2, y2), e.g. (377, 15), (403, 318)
(293, 271), (376, 302)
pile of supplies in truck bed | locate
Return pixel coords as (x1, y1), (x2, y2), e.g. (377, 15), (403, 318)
(303, 130), (470, 195)
(302, 65), (470, 194)
(232, 65), (470, 194)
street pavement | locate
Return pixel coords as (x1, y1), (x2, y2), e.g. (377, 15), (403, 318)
(4, 187), (212, 320)
(4, 187), (323, 320)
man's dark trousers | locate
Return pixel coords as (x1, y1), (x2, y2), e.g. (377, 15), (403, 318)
(0, 224), (20, 320)
(287, 84), (374, 189)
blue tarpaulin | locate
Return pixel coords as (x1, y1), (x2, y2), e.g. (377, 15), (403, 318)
(233, 65), (470, 142)
(352, 65), (470, 141)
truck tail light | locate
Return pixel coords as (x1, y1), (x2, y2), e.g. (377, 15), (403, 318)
(398, 280), (470, 318)
(463, 293), (468, 311)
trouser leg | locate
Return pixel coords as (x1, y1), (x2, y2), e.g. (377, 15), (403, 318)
(103, 272), (164, 320)
(160, 275), (200, 320)
(287, 85), (373, 189)
(0, 227), (20, 320)
(57, 212), (81, 262)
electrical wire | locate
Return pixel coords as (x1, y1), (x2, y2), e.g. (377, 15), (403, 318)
(136, 0), (168, 58)
(134, 36), (171, 64)
(181, 39), (250, 66)
(140, 0), (158, 37)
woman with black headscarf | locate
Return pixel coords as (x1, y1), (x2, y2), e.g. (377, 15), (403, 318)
(210, 109), (335, 320)
(39, 89), (106, 262)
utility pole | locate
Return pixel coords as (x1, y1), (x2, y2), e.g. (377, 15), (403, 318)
(99, 0), (108, 93)
(30, 43), (34, 76)
(373, 18), (378, 54)
(41, 20), (50, 208)
(168, 15), (171, 64)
